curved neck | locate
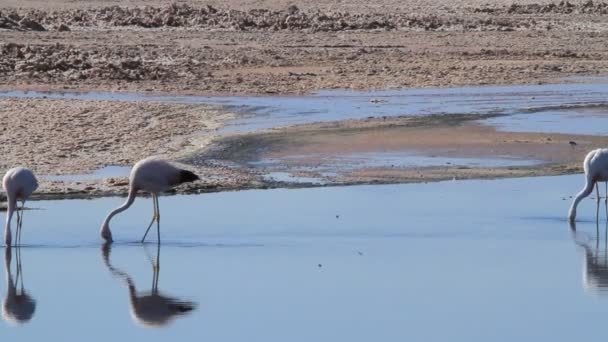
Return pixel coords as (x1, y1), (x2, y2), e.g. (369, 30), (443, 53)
(569, 178), (595, 220)
(4, 197), (16, 245)
(101, 243), (137, 296)
(102, 186), (138, 227)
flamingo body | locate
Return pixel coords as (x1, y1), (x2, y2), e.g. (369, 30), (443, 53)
(100, 157), (199, 242)
(568, 149), (608, 221)
(3, 167), (38, 246)
(128, 286), (195, 327)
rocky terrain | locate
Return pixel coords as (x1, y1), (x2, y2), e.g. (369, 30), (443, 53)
(0, 0), (607, 94)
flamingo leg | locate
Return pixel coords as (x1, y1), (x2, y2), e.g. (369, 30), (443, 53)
(153, 240), (160, 291)
(155, 195), (161, 244)
(15, 204), (21, 245)
(16, 245), (24, 292)
(597, 183), (601, 203)
(141, 194), (158, 243)
(17, 200), (25, 246)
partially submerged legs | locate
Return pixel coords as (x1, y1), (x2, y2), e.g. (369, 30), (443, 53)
(141, 194), (161, 244)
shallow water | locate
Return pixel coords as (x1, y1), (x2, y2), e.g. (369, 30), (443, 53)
(482, 105), (608, 135)
(262, 171), (326, 184)
(3, 80), (608, 134)
(2, 174), (608, 341)
(254, 152), (541, 173)
(41, 165), (131, 181)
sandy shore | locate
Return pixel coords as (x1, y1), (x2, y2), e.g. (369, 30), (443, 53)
(0, 97), (263, 199)
(0, 98), (604, 201)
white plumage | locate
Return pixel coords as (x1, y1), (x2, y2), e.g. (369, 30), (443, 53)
(100, 157), (200, 243)
(3, 167), (38, 246)
(569, 148), (608, 221)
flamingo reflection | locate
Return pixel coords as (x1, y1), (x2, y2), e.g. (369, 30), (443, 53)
(570, 200), (608, 293)
(2, 247), (36, 325)
(101, 243), (196, 327)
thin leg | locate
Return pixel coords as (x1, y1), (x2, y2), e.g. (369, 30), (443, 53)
(154, 240), (160, 291)
(15, 206), (21, 244)
(15, 246), (22, 292)
(597, 183), (600, 203)
(141, 195), (158, 243)
(17, 200), (25, 246)
(14, 217), (20, 247)
(596, 199), (601, 239)
(155, 195), (161, 244)
(16, 245), (24, 292)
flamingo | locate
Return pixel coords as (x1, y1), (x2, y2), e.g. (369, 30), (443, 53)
(568, 149), (608, 222)
(2, 247), (36, 325)
(3, 167), (38, 247)
(101, 243), (196, 327)
(100, 157), (199, 243)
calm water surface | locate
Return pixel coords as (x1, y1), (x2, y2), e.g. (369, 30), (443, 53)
(1, 174), (607, 341)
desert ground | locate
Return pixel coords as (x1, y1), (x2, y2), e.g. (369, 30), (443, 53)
(1, 0), (608, 199)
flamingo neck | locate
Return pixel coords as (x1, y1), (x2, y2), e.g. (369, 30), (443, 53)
(4, 198), (16, 246)
(102, 186), (138, 228)
(569, 180), (595, 221)
(4, 249), (14, 296)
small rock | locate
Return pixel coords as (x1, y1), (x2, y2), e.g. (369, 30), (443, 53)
(287, 4), (299, 14)
(57, 23), (71, 32)
(18, 17), (46, 31)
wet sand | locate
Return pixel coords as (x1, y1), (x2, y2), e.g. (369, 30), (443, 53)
(1, 93), (608, 201)
(200, 113), (606, 185)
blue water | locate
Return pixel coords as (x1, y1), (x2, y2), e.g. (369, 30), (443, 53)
(1, 174), (608, 341)
(483, 107), (608, 135)
(254, 152), (541, 173)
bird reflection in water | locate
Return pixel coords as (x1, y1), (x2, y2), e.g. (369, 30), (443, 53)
(570, 200), (608, 293)
(101, 243), (197, 327)
(2, 247), (36, 325)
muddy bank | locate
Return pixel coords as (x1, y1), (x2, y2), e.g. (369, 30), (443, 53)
(0, 108), (605, 202)
(195, 113), (608, 186)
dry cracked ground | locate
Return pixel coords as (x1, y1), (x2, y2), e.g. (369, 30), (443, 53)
(0, 0), (607, 199)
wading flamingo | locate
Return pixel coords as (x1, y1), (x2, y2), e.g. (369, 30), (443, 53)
(2, 247), (36, 325)
(100, 157), (199, 243)
(101, 243), (196, 327)
(3, 167), (38, 246)
(568, 149), (608, 222)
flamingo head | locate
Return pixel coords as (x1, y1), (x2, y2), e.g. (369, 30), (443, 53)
(100, 222), (113, 243)
(4, 228), (11, 247)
